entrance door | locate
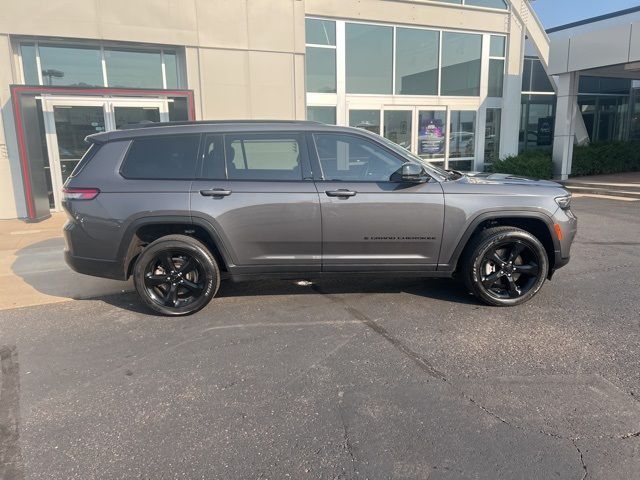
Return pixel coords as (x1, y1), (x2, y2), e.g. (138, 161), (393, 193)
(347, 105), (449, 168)
(42, 97), (169, 211)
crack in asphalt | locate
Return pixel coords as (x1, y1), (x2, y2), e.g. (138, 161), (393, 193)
(572, 439), (588, 480)
(310, 286), (596, 479)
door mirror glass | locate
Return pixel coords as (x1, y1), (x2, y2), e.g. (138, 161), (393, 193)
(400, 163), (427, 183)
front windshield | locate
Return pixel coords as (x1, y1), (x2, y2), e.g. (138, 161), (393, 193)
(371, 132), (454, 181)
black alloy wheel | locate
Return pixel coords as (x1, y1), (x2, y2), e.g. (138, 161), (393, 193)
(133, 235), (220, 316)
(463, 226), (549, 306)
(143, 250), (206, 308)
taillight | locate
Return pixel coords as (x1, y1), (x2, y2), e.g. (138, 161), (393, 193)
(62, 187), (100, 200)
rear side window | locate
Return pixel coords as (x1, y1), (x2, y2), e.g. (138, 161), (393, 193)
(69, 143), (100, 178)
(225, 133), (304, 181)
(120, 134), (200, 179)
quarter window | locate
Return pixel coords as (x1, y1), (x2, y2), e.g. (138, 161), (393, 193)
(225, 134), (304, 181)
(121, 135), (200, 179)
(314, 133), (404, 182)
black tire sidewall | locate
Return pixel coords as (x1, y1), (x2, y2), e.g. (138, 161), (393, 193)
(469, 230), (548, 307)
(133, 236), (220, 316)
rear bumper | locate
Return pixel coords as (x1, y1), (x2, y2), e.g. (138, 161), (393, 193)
(64, 250), (126, 280)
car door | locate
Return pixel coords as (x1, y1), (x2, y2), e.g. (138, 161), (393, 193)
(309, 131), (444, 272)
(190, 131), (321, 275)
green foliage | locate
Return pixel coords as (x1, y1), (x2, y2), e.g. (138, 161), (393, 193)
(571, 142), (640, 177)
(487, 150), (553, 180)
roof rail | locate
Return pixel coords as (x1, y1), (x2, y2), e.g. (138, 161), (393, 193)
(118, 119), (322, 130)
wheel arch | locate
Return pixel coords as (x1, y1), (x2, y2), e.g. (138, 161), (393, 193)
(446, 211), (560, 276)
(118, 216), (234, 279)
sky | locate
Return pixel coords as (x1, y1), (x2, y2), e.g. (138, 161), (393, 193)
(532, 0), (640, 29)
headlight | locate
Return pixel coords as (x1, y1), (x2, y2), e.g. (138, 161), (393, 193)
(555, 194), (572, 210)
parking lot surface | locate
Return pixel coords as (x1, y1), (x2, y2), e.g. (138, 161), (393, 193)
(1, 197), (639, 479)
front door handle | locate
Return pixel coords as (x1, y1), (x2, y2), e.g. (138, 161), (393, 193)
(325, 189), (357, 198)
(200, 188), (232, 197)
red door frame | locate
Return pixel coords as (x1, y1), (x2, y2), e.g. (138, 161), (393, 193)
(10, 85), (195, 219)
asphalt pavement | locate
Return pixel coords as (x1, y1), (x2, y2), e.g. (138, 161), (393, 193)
(1, 196), (639, 479)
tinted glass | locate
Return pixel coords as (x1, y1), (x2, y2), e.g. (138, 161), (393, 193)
(305, 18), (336, 45)
(441, 32), (482, 96)
(395, 28), (439, 95)
(466, 0), (508, 9)
(114, 106), (161, 129)
(306, 47), (336, 93)
(307, 106), (336, 124)
(488, 59), (504, 97)
(121, 135), (200, 179)
(383, 110), (412, 150)
(346, 23), (393, 94)
(21, 44), (39, 84)
(484, 108), (501, 163)
(530, 59), (554, 92)
(105, 49), (163, 88)
(164, 51), (179, 89)
(168, 97), (189, 121)
(349, 110), (381, 134)
(490, 35), (506, 57)
(314, 133), (404, 182)
(449, 110), (476, 159)
(226, 134), (303, 181)
(201, 134), (226, 179)
(39, 45), (104, 87)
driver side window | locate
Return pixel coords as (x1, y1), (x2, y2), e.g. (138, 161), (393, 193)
(313, 133), (404, 181)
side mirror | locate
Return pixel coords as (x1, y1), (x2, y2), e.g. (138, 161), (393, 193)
(400, 163), (427, 183)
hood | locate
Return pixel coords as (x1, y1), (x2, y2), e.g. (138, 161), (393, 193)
(463, 172), (562, 188)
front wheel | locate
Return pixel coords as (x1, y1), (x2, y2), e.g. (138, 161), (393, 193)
(462, 227), (549, 307)
(133, 235), (220, 316)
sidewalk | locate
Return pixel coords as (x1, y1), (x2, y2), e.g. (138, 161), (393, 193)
(0, 213), (131, 310)
(563, 172), (640, 201)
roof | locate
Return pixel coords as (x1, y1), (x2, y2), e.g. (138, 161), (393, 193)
(546, 6), (640, 33)
(86, 120), (353, 143)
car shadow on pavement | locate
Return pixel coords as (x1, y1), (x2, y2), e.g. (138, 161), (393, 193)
(10, 238), (479, 314)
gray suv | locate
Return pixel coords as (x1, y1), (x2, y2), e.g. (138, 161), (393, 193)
(62, 121), (577, 315)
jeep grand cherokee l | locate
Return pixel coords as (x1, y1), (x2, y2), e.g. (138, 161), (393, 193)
(62, 121), (577, 316)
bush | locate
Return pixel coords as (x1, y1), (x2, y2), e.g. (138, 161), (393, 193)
(487, 150), (553, 180)
(571, 141), (640, 177)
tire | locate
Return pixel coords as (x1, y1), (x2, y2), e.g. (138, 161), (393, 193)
(461, 226), (549, 307)
(133, 234), (220, 316)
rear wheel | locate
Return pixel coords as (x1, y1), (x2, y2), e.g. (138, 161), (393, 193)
(462, 226), (549, 307)
(133, 235), (220, 316)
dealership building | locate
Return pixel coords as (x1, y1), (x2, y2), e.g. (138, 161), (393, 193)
(0, 0), (639, 220)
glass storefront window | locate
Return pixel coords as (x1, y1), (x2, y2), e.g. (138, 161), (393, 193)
(105, 49), (163, 89)
(522, 58), (554, 93)
(395, 28), (439, 95)
(307, 106), (336, 124)
(346, 23), (393, 94)
(383, 110), (412, 150)
(488, 59), (504, 98)
(20, 44), (39, 84)
(490, 35), (506, 57)
(20, 42), (180, 89)
(306, 19), (336, 46)
(39, 45), (104, 87)
(441, 32), (482, 96)
(578, 95), (629, 142)
(306, 48), (337, 93)
(630, 89), (640, 142)
(449, 110), (476, 161)
(466, 0), (508, 8)
(519, 94), (555, 153)
(349, 110), (381, 134)
(484, 108), (501, 163)
(164, 51), (179, 89)
(418, 110), (446, 160)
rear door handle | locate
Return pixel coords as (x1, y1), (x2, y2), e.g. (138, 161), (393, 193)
(325, 189), (357, 198)
(200, 188), (232, 197)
